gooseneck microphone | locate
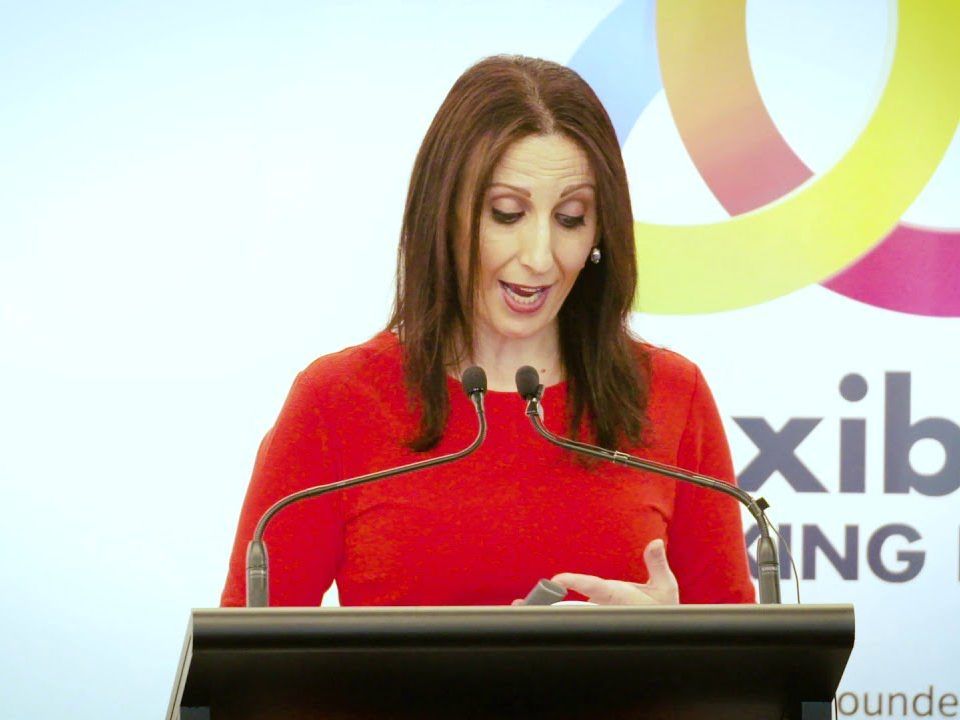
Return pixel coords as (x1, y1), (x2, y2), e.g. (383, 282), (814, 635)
(245, 366), (489, 607)
(514, 366), (782, 605)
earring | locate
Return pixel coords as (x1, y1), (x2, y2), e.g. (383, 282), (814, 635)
(589, 247), (601, 264)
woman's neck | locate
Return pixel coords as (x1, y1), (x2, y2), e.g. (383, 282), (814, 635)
(462, 321), (563, 392)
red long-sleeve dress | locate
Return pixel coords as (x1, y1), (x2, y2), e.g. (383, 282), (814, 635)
(221, 331), (755, 606)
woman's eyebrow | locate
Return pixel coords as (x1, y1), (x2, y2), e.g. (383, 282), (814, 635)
(487, 182), (531, 197)
(560, 182), (595, 198)
(486, 181), (595, 198)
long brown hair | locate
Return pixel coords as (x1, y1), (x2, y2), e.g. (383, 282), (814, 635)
(388, 55), (649, 451)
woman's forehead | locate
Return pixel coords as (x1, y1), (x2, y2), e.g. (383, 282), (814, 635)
(491, 134), (594, 187)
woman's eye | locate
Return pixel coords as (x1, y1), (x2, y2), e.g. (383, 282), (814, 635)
(492, 208), (524, 224)
(557, 213), (586, 229)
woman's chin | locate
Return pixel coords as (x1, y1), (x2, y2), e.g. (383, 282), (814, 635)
(485, 311), (556, 341)
(474, 292), (563, 343)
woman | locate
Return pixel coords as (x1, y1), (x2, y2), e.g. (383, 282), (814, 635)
(221, 56), (754, 607)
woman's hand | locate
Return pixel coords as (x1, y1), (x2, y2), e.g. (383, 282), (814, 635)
(546, 539), (679, 606)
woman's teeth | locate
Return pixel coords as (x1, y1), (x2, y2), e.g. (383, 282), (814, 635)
(502, 282), (547, 305)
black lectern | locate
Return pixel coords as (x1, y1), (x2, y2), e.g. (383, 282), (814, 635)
(167, 605), (854, 720)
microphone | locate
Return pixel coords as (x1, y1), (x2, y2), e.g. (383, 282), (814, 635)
(521, 578), (568, 605)
(246, 366), (489, 607)
(514, 366), (782, 605)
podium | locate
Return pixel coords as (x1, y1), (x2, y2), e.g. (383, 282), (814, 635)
(167, 604), (854, 719)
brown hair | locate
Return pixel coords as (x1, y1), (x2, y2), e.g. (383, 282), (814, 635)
(388, 55), (650, 451)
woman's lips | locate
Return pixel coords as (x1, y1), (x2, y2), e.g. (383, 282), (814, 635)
(499, 281), (551, 314)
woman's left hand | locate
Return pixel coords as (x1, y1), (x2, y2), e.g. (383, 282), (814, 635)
(546, 538), (679, 606)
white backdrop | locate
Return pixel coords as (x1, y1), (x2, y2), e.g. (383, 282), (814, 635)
(1, 2), (957, 718)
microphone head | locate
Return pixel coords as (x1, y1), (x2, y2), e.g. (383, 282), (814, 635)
(461, 366), (487, 397)
(515, 366), (541, 400)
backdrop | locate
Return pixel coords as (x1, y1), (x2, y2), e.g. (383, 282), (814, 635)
(1, 1), (957, 718)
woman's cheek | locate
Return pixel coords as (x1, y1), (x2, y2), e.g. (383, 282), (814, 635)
(558, 241), (592, 274)
(479, 233), (518, 271)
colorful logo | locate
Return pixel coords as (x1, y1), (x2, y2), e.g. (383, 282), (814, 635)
(570, 0), (960, 316)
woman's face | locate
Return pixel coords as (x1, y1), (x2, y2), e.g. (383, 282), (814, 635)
(463, 133), (597, 346)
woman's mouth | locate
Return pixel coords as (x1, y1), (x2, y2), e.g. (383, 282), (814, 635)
(499, 281), (551, 314)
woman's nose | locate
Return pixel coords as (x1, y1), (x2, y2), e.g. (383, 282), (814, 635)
(517, 214), (554, 275)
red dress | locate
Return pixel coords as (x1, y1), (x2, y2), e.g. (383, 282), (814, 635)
(221, 331), (755, 606)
